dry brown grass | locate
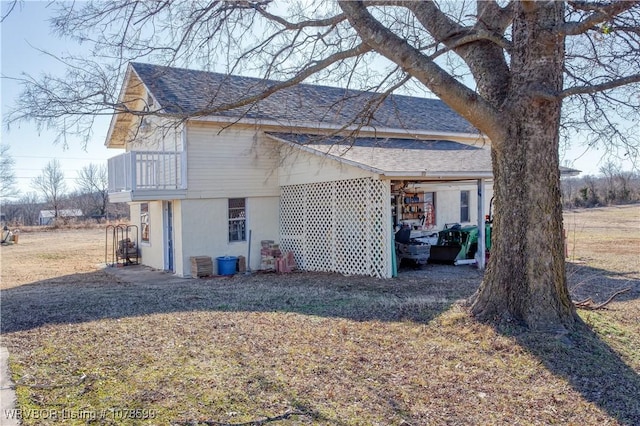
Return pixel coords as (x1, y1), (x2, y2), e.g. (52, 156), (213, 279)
(565, 204), (640, 277)
(1, 206), (639, 425)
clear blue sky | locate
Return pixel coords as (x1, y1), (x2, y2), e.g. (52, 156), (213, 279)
(1, 1), (116, 198)
(1, 1), (634, 200)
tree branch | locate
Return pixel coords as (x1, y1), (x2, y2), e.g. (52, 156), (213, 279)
(183, 43), (373, 119)
(0, 0), (18, 22)
(560, 74), (640, 99)
(338, 0), (503, 141)
(251, 4), (347, 30)
(562, 1), (640, 36)
(476, 0), (514, 34)
(442, 29), (512, 52)
(408, 1), (511, 106)
(173, 408), (315, 426)
(573, 287), (631, 310)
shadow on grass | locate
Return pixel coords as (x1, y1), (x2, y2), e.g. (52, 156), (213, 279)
(2, 263), (639, 424)
(511, 321), (640, 425)
(500, 263), (640, 425)
(567, 261), (640, 303)
(4, 262), (635, 334)
(0, 264), (482, 334)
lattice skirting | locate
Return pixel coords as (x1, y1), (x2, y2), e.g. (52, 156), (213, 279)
(280, 177), (391, 278)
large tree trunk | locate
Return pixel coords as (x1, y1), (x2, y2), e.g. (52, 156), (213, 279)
(340, 1), (580, 331)
(469, 2), (578, 331)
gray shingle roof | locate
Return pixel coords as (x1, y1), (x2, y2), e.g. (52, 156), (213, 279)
(267, 133), (492, 178)
(131, 62), (477, 135)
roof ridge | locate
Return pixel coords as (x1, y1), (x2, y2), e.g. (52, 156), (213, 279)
(127, 62), (477, 135)
(129, 62), (442, 104)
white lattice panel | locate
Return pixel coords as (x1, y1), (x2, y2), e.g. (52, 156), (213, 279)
(368, 179), (390, 278)
(280, 177), (391, 278)
(280, 185), (307, 269)
(305, 182), (334, 272)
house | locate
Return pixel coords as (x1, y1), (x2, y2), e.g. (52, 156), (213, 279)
(105, 63), (563, 278)
(38, 209), (83, 226)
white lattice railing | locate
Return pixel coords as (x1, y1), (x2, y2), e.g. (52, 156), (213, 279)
(280, 177), (391, 278)
(108, 151), (185, 192)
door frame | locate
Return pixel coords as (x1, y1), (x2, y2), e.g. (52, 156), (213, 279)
(163, 201), (174, 272)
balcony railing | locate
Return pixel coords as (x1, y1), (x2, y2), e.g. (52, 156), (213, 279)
(108, 151), (185, 195)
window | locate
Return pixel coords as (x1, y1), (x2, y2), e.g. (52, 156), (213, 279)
(141, 203), (150, 243)
(460, 190), (470, 223)
(228, 198), (246, 242)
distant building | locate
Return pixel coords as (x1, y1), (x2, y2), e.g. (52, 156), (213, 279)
(38, 209), (83, 226)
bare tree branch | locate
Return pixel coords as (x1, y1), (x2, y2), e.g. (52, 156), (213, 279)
(1, 0), (18, 22)
(562, 0), (640, 36)
(408, 1), (511, 105)
(166, 42), (373, 120)
(338, 0), (502, 141)
(31, 159), (67, 218)
(561, 74), (640, 98)
(251, 3), (347, 30)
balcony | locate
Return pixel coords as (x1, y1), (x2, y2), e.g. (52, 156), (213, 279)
(108, 151), (187, 202)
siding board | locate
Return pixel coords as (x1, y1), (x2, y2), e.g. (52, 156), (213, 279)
(186, 124), (280, 197)
(278, 143), (376, 186)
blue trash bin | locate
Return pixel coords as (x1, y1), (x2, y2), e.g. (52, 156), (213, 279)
(216, 256), (237, 276)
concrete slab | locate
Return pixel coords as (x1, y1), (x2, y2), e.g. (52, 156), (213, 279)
(0, 347), (19, 425)
(101, 264), (190, 284)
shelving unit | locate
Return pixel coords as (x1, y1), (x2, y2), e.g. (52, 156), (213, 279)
(401, 192), (425, 221)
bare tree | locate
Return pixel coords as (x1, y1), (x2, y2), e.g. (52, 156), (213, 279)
(2, 192), (42, 226)
(31, 159), (67, 219)
(600, 161), (621, 204)
(77, 163), (109, 218)
(580, 175), (602, 207)
(615, 170), (635, 203)
(4, 1), (640, 330)
(0, 144), (20, 200)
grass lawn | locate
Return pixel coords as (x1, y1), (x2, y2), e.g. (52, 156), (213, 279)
(1, 206), (639, 425)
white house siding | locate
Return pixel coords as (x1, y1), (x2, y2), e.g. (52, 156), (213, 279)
(280, 177), (392, 278)
(185, 123), (280, 198)
(131, 201), (166, 271)
(125, 118), (184, 152)
(177, 196), (280, 276)
(123, 123), (282, 276)
(111, 119), (185, 195)
(172, 200), (184, 274)
(278, 142), (376, 186)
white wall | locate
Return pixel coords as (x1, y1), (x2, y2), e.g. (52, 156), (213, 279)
(177, 196), (280, 276)
(126, 123), (283, 276)
(130, 201), (166, 271)
(278, 143), (376, 186)
(126, 118), (183, 152)
(186, 123), (280, 198)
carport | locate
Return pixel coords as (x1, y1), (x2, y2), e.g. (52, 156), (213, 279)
(270, 133), (494, 278)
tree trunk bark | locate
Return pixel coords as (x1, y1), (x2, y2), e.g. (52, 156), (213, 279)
(469, 2), (578, 331)
(340, 1), (579, 331)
